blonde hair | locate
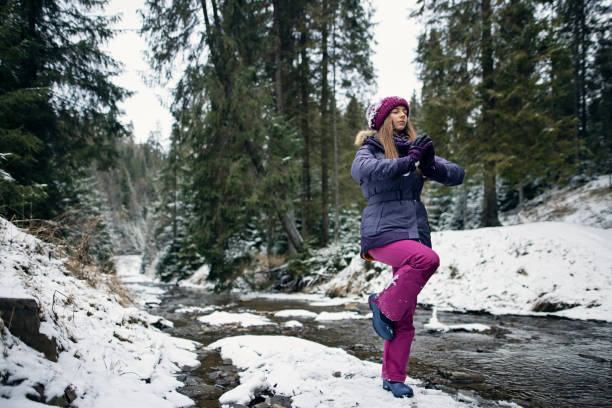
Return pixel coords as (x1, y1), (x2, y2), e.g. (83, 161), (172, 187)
(378, 117), (417, 159)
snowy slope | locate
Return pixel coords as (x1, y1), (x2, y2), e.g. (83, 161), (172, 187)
(421, 222), (612, 320)
(320, 175), (612, 321)
(0, 218), (199, 407)
(321, 222), (612, 322)
(500, 174), (612, 229)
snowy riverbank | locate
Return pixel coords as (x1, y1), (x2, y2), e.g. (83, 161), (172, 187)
(0, 218), (199, 407)
(208, 335), (520, 408)
(322, 221), (612, 322)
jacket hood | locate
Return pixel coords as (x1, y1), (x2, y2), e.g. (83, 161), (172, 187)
(354, 129), (377, 147)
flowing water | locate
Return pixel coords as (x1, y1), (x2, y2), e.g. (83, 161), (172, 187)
(138, 283), (612, 408)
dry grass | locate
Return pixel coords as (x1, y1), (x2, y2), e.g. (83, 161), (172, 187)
(10, 211), (132, 303)
(107, 275), (134, 307)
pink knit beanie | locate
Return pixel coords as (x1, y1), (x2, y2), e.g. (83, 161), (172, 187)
(366, 96), (410, 130)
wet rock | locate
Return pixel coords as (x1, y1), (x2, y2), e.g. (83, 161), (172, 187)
(532, 299), (579, 313)
(26, 383), (45, 402)
(179, 382), (218, 396)
(486, 325), (511, 338)
(250, 394), (292, 408)
(0, 297), (58, 361)
(343, 303), (358, 311)
(438, 368), (486, 384)
(25, 383), (77, 406)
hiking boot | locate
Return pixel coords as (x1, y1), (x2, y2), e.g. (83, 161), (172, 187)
(382, 379), (414, 398)
(368, 294), (394, 340)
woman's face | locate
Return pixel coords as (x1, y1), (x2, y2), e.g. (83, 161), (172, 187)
(389, 106), (408, 131)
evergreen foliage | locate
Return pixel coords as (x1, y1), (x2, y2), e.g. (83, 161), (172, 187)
(413, 0), (611, 224)
(0, 0), (128, 220)
(2, 0), (607, 289)
(141, 0), (375, 283)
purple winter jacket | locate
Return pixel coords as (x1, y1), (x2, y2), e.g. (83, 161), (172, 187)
(351, 134), (464, 260)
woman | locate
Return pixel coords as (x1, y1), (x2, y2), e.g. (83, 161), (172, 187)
(351, 96), (464, 398)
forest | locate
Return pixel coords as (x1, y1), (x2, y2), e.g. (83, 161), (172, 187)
(1, 0), (610, 288)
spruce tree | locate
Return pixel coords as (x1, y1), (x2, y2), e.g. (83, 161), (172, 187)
(0, 0), (128, 219)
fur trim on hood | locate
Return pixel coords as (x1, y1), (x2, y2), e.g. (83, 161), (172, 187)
(354, 129), (376, 147)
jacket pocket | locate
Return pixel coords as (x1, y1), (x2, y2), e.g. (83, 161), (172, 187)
(361, 204), (383, 236)
(378, 201), (407, 234)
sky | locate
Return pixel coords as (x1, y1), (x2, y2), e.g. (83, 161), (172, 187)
(105, 0), (422, 146)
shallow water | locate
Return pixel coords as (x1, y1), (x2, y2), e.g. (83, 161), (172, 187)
(143, 283), (612, 407)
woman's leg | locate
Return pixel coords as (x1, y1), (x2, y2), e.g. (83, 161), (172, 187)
(369, 239), (439, 382)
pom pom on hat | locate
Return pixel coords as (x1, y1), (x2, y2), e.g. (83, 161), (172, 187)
(366, 96), (410, 130)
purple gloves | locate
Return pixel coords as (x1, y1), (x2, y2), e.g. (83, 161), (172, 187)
(408, 134), (434, 166)
(396, 134), (436, 175)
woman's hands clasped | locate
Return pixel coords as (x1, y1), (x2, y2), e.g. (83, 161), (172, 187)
(407, 135), (435, 167)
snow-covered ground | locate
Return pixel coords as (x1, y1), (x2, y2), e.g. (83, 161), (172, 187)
(114, 254), (166, 308)
(322, 222), (612, 321)
(0, 218), (199, 408)
(208, 335), (520, 408)
(193, 307), (371, 329)
(2, 175), (610, 407)
(322, 176), (612, 322)
(500, 174), (612, 228)
(424, 307), (490, 333)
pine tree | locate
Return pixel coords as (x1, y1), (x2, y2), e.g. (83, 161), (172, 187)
(413, 0), (585, 225)
(0, 0), (128, 219)
(494, 0), (551, 208)
(589, 19), (612, 174)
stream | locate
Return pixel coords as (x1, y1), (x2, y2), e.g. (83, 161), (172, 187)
(134, 282), (612, 408)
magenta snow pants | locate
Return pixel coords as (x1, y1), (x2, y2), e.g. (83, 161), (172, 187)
(368, 239), (440, 382)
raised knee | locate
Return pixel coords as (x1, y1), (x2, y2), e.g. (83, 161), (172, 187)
(424, 250), (440, 270)
(409, 250), (439, 271)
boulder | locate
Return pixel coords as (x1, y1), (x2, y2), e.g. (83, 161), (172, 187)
(0, 297), (58, 361)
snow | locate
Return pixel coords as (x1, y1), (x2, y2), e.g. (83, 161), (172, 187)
(421, 222), (612, 321)
(207, 335), (517, 408)
(0, 218), (199, 407)
(174, 305), (218, 314)
(113, 254), (166, 307)
(314, 311), (370, 321)
(424, 307), (490, 333)
(274, 309), (318, 319)
(240, 292), (354, 306)
(2, 175), (609, 407)
(272, 309), (368, 321)
(281, 320), (303, 328)
(322, 221), (612, 322)
(197, 311), (275, 327)
(179, 263), (214, 290)
(500, 175), (612, 229)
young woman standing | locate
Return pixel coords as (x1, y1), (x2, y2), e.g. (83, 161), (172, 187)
(351, 96), (464, 398)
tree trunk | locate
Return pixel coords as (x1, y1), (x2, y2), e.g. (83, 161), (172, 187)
(273, 0), (283, 114)
(479, 0), (500, 227)
(299, 31), (312, 239)
(320, 0), (330, 246)
(331, 12), (339, 243)
(481, 161), (500, 226)
(201, 0), (303, 252)
(571, 0), (587, 168)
